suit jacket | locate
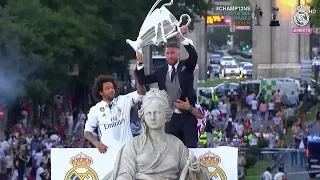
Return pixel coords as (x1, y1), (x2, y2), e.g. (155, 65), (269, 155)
(135, 42), (198, 106)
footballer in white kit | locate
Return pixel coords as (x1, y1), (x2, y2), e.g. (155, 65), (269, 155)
(84, 75), (145, 153)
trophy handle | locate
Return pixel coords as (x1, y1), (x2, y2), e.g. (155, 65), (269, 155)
(178, 14), (191, 26)
(163, 0), (174, 8)
(148, 0), (163, 16)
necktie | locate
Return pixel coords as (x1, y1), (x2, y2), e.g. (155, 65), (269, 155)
(171, 66), (176, 82)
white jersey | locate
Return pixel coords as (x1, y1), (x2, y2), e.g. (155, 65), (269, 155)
(84, 91), (142, 148)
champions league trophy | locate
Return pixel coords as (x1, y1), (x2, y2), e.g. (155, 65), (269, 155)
(269, 7), (280, 26)
(126, 0), (191, 54)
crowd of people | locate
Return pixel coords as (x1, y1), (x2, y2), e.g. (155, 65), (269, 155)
(199, 92), (290, 151)
(0, 109), (93, 180)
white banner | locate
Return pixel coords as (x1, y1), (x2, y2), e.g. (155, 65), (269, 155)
(51, 146), (238, 180)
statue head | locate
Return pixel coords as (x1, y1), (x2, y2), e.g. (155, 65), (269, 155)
(138, 88), (173, 132)
(137, 89), (173, 149)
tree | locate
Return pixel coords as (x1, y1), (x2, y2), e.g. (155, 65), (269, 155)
(310, 0), (320, 27)
(0, 0), (211, 105)
(207, 28), (229, 47)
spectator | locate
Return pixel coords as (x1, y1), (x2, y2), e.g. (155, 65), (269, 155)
(259, 101), (267, 120)
(238, 151), (246, 178)
(235, 120), (244, 137)
(251, 97), (258, 114)
(274, 166), (286, 180)
(289, 91), (297, 108)
(268, 100), (275, 118)
(10, 164), (18, 180)
(219, 100), (227, 118)
(36, 162), (45, 180)
(261, 167), (272, 180)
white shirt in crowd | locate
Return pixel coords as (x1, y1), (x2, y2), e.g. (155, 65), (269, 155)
(44, 141), (53, 150)
(11, 169), (19, 180)
(211, 109), (220, 117)
(274, 172), (285, 180)
(219, 102), (227, 114)
(251, 99), (258, 110)
(5, 154), (13, 169)
(67, 115), (74, 125)
(268, 102), (274, 110)
(36, 166), (45, 180)
(50, 134), (59, 142)
(262, 171), (273, 180)
(85, 91), (142, 148)
(0, 140), (9, 151)
(0, 148), (5, 161)
(78, 113), (87, 122)
(250, 137), (258, 146)
(35, 152), (43, 167)
(235, 123), (244, 136)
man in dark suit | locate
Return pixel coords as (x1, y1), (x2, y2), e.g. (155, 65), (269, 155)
(135, 25), (200, 147)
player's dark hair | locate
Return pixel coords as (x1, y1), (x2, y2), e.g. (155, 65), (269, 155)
(165, 41), (180, 49)
(92, 75), (118, 101)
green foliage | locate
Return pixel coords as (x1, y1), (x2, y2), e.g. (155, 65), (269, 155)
(257, 139), (269, 148)
(0, 0), (210, 102)
(310, 0), (320, 27)
(244, 146), (259, 169)
(244, 153), (257, 169)
(207, 29), (229, 46)
(246, 146), (260, 156)
(286, 116), (297, 127)
(25, 78), (51, 101)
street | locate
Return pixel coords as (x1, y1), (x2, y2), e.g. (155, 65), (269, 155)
(232, 107), (320, 179)
(270, 123), (320, 179)
(207, 52), (252, 79)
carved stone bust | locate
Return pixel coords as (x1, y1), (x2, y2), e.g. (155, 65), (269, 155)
(103, 88), (209, 180)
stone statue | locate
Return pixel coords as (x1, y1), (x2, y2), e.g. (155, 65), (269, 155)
(254, 4), (262, 26)
(103, 88), (210, 180)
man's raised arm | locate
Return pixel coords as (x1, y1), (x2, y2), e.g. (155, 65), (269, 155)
(135, 52), (158, 85)
(177, 25), (198, 72)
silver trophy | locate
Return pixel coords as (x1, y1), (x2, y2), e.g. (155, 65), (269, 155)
(126, 0), (191, 54)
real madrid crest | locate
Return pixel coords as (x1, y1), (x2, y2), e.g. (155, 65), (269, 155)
(293, 5), (309, 27)
(100, 107), (105, 112)
(117, 107), (122, 113)
(64, 152), (99, 180)
(198, 151), (227, 180)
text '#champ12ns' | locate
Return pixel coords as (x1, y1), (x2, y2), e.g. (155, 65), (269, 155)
(215, 6), (251, 12)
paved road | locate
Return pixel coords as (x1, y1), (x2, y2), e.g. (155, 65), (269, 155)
(270, 122), (320, 180)
(207, 52), (252, 80)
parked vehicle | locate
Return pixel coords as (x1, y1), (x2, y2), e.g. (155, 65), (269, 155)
(242, 64), (253, 76)
(220, 56), (236, 66)
(239, 62), (251, 74)
(224, 63), (240, 76)
(207, 64), (220, 78)
(209, 54), (222, 64)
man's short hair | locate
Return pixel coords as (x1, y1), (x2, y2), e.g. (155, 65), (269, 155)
(165, 42), (180, 49)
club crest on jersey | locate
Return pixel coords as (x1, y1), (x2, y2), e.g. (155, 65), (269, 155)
(117, 107), (122, 113)
(100, 107), (105, 112)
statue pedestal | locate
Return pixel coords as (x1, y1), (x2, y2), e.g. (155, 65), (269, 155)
(256, 63), (301, 78)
